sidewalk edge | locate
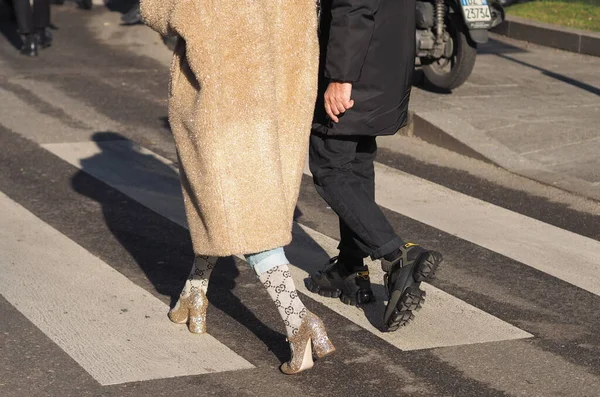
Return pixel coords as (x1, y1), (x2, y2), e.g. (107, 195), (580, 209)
(389, 111), (600, 202)
(491, 15), (600, 57)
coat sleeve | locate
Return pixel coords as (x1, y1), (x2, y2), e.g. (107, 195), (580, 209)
(140, 0), (177, 37)
(325, 0), (383, 82)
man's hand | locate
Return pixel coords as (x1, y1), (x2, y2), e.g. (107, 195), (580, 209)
(324, 82), (354, 123)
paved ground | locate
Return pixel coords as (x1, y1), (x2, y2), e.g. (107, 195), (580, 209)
(404, 34), (600, 201)
(1, 3), (600, 397)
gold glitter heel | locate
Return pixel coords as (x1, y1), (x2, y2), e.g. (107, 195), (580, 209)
(168, 290), (208, 334)
(280, 311), (335, 375)
(307, 312), (336, 359)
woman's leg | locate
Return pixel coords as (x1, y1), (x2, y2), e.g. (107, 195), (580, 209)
(182, 255), (214, 295)
(168, 255), (215, 333)
(246, 247), (335, 374)
(245, 248), (306, 337)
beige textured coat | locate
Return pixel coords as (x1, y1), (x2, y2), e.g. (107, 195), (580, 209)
(140, 0), (319, 256)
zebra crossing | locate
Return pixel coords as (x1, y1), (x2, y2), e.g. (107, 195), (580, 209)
(2, 7), (600, 393)
(6, 135), (600, 386)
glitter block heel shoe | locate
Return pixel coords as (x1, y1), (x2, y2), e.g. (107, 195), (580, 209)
(280, 311), (335, 375)
(168, 290), (208, 334)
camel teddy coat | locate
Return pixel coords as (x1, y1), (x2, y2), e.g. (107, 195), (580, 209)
(140, 0), (319, 256)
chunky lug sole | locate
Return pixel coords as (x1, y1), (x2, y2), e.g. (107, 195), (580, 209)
(414, 251), (443, 283)
(383, 251), (443, 331)
(305, 277), (375, 307)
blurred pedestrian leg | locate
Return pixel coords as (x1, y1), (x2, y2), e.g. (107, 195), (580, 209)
(76, 0), (92, 10)
(12, 0), (51, 56)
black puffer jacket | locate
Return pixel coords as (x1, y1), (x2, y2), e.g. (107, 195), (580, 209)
(312, 0), (416, 136)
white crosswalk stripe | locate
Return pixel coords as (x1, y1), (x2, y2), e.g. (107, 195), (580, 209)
(0, 192), (253, 386)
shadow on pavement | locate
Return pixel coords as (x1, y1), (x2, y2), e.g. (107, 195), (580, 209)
(495, 52), (600, 96)
(478, 37), (529, 55)
(412, 68), (453, 95)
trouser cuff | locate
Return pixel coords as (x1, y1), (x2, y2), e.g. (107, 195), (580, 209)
(369, 237), (404, 260)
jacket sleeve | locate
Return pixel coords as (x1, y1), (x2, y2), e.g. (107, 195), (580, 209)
(140, 0), (177, 37)
(325, 0), (382, 82)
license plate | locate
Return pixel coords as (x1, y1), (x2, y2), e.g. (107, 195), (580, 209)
(460, 0), (492, 29)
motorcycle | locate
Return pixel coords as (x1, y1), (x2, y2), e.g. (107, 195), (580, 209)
(416, 0), (505, 90)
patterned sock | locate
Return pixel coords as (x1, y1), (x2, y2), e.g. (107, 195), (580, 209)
(180, 255), (215, 296)
(258, 264), (307, 337)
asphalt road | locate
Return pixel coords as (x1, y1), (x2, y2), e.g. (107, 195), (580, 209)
(1, 4), (599, 397)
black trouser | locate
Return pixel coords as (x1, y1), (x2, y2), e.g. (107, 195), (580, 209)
(13, 0), (50, 35)
(309, 133), (403, 260)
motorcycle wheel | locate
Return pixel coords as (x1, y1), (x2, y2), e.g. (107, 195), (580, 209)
(421, 17), (477, 90)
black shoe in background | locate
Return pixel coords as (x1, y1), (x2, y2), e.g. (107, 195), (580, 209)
(121, 3), (142, 25)
(162, 35), (178, 51)
(38, 28), (53, 48)
(76, 0), (93, 10)
(306, 256), (375, 306)
(20, 34), (39, 56)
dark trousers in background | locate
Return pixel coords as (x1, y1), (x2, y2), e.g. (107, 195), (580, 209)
(309, 134), (404, 260)
(12, 0), (50, 34)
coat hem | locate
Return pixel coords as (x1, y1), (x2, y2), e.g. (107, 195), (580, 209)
(191, 234), (294, 258)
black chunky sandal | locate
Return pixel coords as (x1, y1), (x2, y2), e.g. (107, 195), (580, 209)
(305, 257), (375, 306)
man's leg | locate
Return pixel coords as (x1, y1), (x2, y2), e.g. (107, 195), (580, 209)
(336, 136), (376, 270)
(307, 134), (401, 305)
(309, 134), (403, 259)
(33, 0), (51, 48)
(12, 0), (34, 35)
(337, 136), (379, 259)
(308, 133), (443, 329)
(334, 136), (381, 304)
(32, 0), (50, 31)
(12, 0), (40, 56)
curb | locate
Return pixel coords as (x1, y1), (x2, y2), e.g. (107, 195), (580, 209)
(396, 111), (499, 166)
(492, 15), (600, 57)
(391, 110), (600, 202)
(406, 112), (493, 164)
